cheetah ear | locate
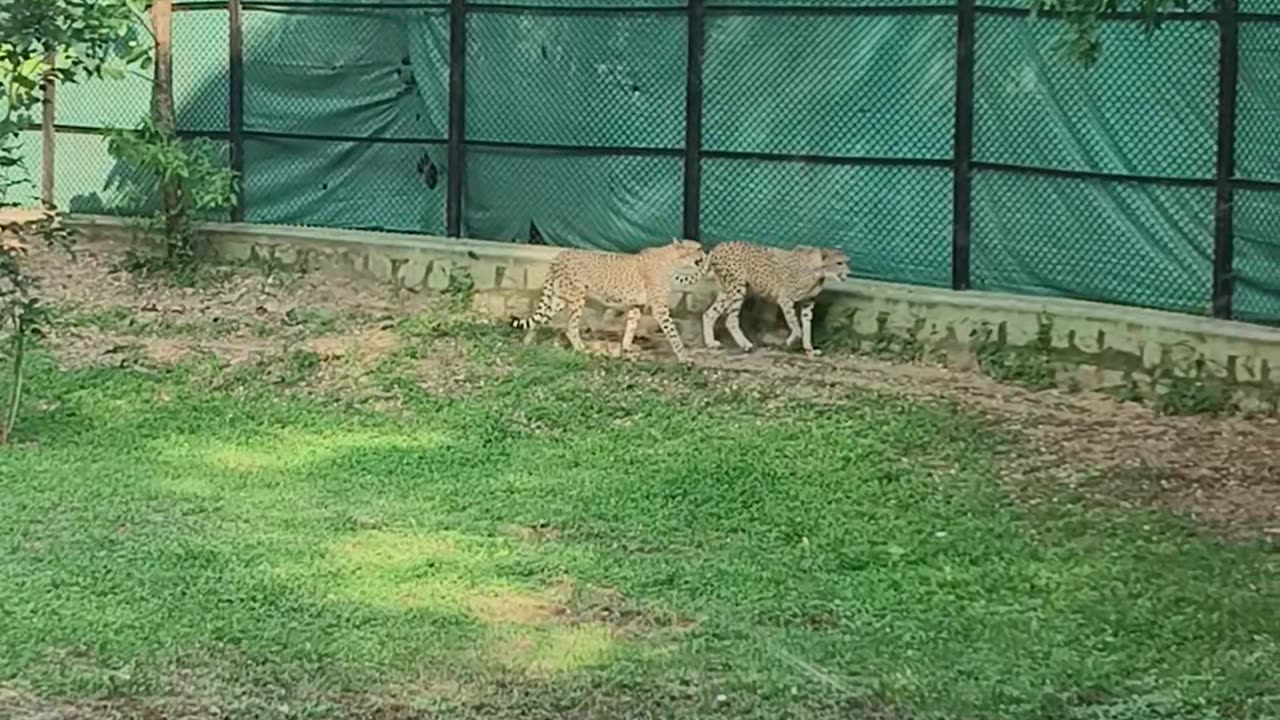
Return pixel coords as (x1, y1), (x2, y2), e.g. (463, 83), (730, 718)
(794, 246), (825, 269)
(822, 248), (849, 264)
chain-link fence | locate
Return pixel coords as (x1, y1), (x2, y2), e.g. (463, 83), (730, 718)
(23, 0), (1280, 323)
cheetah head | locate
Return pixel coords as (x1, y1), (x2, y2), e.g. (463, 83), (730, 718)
(666, 238), (707, 275)
(818, 248), (850, 283)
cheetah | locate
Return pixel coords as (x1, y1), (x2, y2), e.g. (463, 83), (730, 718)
(511, 239), (705, 362)
(701, 241), (849, 356)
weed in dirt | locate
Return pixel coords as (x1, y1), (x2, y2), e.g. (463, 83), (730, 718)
(1253, 387), (1280, 417)
(57, 305), (242, 341)
(116, 247), (236, 290)
(816, 312), (925, 364)
(100, 342), (150, 369)
(1105, 376), (1148, 405)
(283, 307), (341, 335)
(970, 321), (1060, 392)
(57, 305), (137, 333)
(248, 252), (302, 286)
(1, 334), (1277, 719)
(396, 309), (506, 348)
(978, 347), (1057, 391)
(868, 331), (925, 364)
(1156, 376), (1237, 417)
(274, 348), (323, 385)
(218, 347), (322, 388)
(444, 264), (476, 311)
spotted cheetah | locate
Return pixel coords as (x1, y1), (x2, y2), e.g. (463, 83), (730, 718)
(702, 241), (849, 356)
(511, 239), (705, 362)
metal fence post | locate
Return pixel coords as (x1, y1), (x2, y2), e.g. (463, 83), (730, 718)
(1213, 0), (1239, 319)
(682, 0), (705, 241)
(229, 0), (246, 221)
(446, 0), (467, 238)
(951, 0), (976, 291)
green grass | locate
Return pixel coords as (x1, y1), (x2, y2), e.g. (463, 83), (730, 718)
(1, 327), (1276, 719)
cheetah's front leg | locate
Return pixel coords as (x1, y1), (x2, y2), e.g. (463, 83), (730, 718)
(651, 303), (690, 363)
(564, 296), (588, 353)
(779, 298), (804, 350)
(701, 291), (733, 349)
(722, 289), (754, 353)
(620, 306), (642, 356)
(800, 301), (820, 357)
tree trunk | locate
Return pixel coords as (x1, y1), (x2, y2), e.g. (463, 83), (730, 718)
(150, 0), (179, 250)
(151, 0), (175, 133)
(1, 309), (27, 445)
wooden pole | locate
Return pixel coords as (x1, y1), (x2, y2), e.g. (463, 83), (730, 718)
(151, 0), (175, 134)
(40, 51), (56, 210)
(150, 0), (179, 252)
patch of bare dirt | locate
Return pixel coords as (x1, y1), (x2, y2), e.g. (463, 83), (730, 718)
(501, 522), (562, 543)
(553, 577), (696, 636)
(413, 338), (485, 397)
(26, 241), (429, 396)
(301, 327), (406, 400)
(467, 591), (569, 626)
(54, 327), (280, 370)
(26, 238), (433, 319)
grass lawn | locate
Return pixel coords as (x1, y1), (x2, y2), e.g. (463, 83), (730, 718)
(1, 290), (1277, 719)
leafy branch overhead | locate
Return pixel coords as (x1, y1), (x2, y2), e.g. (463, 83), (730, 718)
(1030, 0), (1204, 65)
(107, 118), (240, 271)
(1, 1), (152, 444)
(1, 0), (150, 130)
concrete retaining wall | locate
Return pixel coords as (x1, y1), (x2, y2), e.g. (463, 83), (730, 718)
(72, 215), (1280, 411)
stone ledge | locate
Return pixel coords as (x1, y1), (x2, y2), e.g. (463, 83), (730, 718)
(66, 214), (1280, 409)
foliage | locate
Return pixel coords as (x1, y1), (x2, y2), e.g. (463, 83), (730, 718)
(1, 0), (150, 184)
(0, 212), (71, 443)
(1106, 376), (1148, 404)
(443, 262), (476, 311)
(979, 346), (1058, 390)
(0, 1), (150, 444)
(106, 118), (239, 279)
(973, 321), (1059, 391)
(1156, 375), (1237, 416)
(1030, 0), (1208, 66)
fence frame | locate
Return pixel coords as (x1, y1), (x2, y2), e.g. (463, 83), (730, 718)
(228, 0), (245, 221)
(682, 0), (705, 241)
(952, 0), (977, 291)
(33, 0), (1280, 322)
(446, 0), (467, 237)
(1213, 0), (1240, 320)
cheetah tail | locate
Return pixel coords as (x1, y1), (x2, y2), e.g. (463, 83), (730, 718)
(511, 280), (556, 330)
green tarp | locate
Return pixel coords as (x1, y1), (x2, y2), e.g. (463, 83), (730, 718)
(8, 2), (1279, 321)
